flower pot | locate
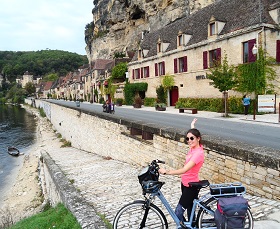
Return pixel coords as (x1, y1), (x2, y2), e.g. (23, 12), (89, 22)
(156, 106), (166, 111)
(133, 104), (142, 108)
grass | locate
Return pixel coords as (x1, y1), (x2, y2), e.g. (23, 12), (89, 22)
(60, 138), (71, 147)
(9, 203), (81, 229)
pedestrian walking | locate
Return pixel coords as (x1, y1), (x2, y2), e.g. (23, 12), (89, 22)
(242, 95), (250, 119)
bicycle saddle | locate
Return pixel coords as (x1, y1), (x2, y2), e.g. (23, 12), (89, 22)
(142, 180), (164, 193)
(188, 180), (209, 188)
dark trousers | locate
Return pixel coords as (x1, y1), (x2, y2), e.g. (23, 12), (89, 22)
(244, 105), (249, 115)
(175, 183), (199, 221)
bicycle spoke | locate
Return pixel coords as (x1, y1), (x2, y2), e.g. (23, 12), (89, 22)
(113, 201), (168, 228)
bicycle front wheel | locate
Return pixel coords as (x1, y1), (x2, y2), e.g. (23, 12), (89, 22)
(197, 197), (254, 229)
(113, 200), (168, 229)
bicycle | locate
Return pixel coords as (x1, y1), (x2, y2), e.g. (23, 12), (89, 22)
(113, 159), (254, 229)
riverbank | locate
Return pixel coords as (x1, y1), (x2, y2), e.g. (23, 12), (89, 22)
(0, 106), (46, 224)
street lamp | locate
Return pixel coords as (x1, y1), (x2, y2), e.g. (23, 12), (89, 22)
(252, 43), (258, 120)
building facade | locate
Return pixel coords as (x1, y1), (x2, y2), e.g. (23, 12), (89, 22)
(128, 0), (280, 106)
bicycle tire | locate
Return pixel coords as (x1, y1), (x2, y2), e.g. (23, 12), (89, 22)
(197, 197), (254, 229)
(113, 200), (168, 229)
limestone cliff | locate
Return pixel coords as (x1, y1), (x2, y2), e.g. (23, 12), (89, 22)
(85, 0), (216, 61)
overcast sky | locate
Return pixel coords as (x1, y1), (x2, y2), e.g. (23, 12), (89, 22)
(0, 0), (93, 55)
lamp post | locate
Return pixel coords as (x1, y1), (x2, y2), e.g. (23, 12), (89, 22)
(252, 43), (258, 120)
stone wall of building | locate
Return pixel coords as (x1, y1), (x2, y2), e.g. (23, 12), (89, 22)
(39, 100), (280, 201)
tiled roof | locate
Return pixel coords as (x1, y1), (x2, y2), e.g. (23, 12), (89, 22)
(137, 0), (278, 59)
(91, 59), (115, 70)
(44, 81), (53, 90)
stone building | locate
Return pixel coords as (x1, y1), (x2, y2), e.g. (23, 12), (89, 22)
(128, 0), (280, 106)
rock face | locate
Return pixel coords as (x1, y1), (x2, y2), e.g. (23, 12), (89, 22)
(86, 0), (216, 60)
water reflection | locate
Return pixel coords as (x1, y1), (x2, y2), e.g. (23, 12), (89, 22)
(0, 104), (37, 203)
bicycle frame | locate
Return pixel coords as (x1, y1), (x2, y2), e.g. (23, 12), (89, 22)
(149, 189), (216, 229)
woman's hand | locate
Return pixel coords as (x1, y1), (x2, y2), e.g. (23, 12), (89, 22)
(159, 168), (167, 175)
(191, 118), (197, 129)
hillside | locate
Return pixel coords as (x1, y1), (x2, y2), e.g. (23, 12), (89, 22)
(0, 50), (88, 82)
(85, 0), (216, 60)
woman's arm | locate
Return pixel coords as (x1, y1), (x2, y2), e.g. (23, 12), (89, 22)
(159, 160), (196, 175)
(191, 118), (197, 129)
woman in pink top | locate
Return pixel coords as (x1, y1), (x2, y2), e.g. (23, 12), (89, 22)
(159, 118), (204, 223)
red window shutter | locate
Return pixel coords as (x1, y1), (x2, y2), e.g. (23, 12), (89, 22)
(216, 48), (221, 64)
(183, 56), (188, 72)
(248, 39), (256, 62)
(132, 69), (135, 79)
(203, 51), (208, 69)
(155, 63), (158, 76)
(147, 66), (150, 77)
(174, 58), (178, 73)
(162, 61), (165, 75)
(276, 40), (280, 62)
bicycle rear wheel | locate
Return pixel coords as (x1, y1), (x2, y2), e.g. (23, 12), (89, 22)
(197, 197), (254, 229)
(113, 200), (168, 229)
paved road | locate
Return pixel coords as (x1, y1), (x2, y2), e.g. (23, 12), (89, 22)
(49, 100), (280, 151)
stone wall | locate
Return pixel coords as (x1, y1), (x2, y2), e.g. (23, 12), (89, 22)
(39, 151), (107, 229)
(39, 100), (280, 201)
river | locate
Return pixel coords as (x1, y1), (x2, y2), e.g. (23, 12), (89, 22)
(0, 104), (37, 205)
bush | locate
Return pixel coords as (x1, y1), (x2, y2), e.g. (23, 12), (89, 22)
(115, 98), (124, 106)
(99, 97), (105, 104)
(175, 96), (245, 114)
(144, 97), (156, 107)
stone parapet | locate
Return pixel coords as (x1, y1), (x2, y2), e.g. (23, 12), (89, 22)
(40, 151), (107, 229)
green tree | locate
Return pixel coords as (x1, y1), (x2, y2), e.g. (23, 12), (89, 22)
(236, 47), (277, 95)
(111, 62), (127, 80)
(43, 73), (59, 82)
(207, 53), (237, 116)
(24, 82), (36, 96)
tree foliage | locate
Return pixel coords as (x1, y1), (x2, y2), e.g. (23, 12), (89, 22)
(24, 82), (36, 96)
(236, 47), (276, 94)
(111, 62), (128, 80)
(207, 53), (237, 92)
(0, 50), (88, 83)
(161, 74), (175, 91)
(207, 53), (237, 116)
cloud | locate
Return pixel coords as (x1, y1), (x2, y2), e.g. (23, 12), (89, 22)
(0, 0), (93, 54)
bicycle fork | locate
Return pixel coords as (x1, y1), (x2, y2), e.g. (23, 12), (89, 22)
(139, 199), (151, 229)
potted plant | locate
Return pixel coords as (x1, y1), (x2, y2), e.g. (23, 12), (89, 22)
(155, 85), (167, 111)
(133, 95), (142, 108)
(116, 98), (123, 106)
(155, 103), (166, 111)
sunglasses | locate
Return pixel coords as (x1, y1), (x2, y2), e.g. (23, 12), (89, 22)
(185, 136), (195, 141)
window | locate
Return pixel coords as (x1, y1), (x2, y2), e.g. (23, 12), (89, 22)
(209, 48), (221, 67)
(157, 43), (162, 53)
(174, 56), (187, 73)
(178, 35), (184, 46)
(243, 39), (256, 63)
(133, 68), (141, 79)
(203, 48), (221, 69)
(138, 50), (143, 59)
(142, 66), (150, 78)
(158, 62), (165, 75)
(155, 62), (165, 76)
(210, 23), (215, 36)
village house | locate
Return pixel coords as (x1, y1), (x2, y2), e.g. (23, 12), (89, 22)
(128, 0), (280, 106)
